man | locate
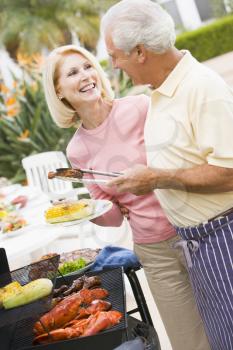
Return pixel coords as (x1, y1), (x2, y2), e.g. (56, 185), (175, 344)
(101, 1), (233, 350)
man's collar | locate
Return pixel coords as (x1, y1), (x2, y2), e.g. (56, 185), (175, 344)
(152, 51), (196, 98)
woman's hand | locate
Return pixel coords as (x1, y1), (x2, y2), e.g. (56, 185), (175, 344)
(113, 200), (130, 219)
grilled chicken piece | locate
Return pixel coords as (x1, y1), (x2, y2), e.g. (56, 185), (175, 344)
(33, 288), (109, 335)
(33, 310), (122, 345)
(48, 168), (83, 179)
(63, 275), (101, 297)
(53, 285), (69, 297)
(62, 279), (84, 296)
(83, 276), (101, 289)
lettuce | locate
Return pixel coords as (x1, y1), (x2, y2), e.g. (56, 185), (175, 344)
(58, 258), (87, 275)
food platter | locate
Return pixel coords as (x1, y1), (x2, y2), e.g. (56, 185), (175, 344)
(59, 261), (95, 277)
(47, 199), (113, 227)
(38, 248), (101, 278)
(54, 177), (109, 184)
(0, 224), (31, 240)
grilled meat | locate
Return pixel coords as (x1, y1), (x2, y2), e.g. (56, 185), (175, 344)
(48, 168), (83, 180)
(33, 310), (122, 345)
(33, 288), (109, 335)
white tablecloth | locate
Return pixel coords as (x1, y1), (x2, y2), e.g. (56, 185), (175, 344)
(0, 184), (133, 270)
(0, 185), (66, 269)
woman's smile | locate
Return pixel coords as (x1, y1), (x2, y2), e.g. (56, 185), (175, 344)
(57, 53), (102, 107)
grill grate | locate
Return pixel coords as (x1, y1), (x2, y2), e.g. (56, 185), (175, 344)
(0, 255), (60, 328)
(5, 267), (127, 350)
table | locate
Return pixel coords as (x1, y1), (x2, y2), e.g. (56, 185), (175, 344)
(0, 184), (67, 269)
(0, 184), (133, 270)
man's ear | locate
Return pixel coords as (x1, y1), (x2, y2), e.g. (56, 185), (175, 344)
(135, 44), (147, 63)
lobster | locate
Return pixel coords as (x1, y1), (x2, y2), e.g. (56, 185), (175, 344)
(33, 288), (108, 335)
(33, 310), (123, 345)
(67, 299), (112, 322)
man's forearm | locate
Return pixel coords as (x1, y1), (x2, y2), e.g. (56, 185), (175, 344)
(155, 164), (233, 193)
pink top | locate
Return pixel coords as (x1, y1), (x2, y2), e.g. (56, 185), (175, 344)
(67, 95), (176, 244)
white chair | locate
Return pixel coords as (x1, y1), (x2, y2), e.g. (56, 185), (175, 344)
(22, 151), (89, 201)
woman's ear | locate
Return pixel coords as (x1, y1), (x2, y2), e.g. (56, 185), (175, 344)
(136, 44), (147, 63)
(56, 87), (63, 100)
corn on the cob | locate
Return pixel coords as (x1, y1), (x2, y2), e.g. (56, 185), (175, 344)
(3, 278), (53, 309)
(45, 200), (94, 224)
(0, 281), (22, 307)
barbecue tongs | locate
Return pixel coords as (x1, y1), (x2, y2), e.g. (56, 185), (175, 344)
(48, 168), (123, 184)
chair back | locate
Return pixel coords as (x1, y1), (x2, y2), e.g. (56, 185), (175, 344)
(22, 151), (73, 194)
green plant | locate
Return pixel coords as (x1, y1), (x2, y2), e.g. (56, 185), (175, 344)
(0, 58), (74, 183)
(0, 0), (119, 59)
(100, 59), (133, 97)
(176, 15), (233, 62)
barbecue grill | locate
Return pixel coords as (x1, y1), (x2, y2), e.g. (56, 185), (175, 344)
(0, 248), (160, 350)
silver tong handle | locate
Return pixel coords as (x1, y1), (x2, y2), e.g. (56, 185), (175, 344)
(80, 169), (123, 177)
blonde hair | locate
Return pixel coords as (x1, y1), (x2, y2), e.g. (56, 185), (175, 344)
(43, 45), (114, 128)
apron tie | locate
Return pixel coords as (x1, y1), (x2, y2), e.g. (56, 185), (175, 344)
(173, 240), (199, 268)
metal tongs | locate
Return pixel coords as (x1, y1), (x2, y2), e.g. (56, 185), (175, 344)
(79, 169), (122, 177)
(50, 168), (123, 184)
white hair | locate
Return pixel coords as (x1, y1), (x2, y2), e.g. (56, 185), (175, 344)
(101, 0), (176, 54)
(43, 45), (114, 129)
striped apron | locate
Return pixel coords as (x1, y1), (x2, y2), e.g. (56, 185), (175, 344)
(174, 212), (233, 350)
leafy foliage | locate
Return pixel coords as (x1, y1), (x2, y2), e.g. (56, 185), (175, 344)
(176, 15), (233, 62)
(0, 0), (118, 59)
(101, 59), (133, 98)
(0, 58), (74, 183)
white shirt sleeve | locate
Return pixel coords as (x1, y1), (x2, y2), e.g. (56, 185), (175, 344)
(193, 86), (233, 168)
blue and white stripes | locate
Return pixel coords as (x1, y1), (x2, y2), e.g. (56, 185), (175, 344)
(175, 213), (233, 350)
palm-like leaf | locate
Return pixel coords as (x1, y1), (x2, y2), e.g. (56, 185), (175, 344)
(0, 0), (119, 58)
(0, 71), (74, 182)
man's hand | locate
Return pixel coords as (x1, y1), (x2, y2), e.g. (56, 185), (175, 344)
(107, 165), (156, 195)
(108, 163), (233, 195)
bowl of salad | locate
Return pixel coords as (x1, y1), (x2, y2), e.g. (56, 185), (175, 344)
(39, 249), (101, 276)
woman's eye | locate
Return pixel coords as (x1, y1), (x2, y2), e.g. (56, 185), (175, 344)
(68, 69), (78, 77)
(85, 64), (92, 70)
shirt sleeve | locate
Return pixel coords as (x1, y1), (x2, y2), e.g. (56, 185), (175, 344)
(193, 84), (233, 168)
(66, 156), (124, 227)
(137, 94), (150, 122)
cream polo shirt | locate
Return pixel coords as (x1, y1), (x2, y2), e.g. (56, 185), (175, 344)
(144, 51), (233, 227)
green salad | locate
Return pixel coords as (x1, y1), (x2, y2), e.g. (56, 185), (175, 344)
(58, 257), (87, 275)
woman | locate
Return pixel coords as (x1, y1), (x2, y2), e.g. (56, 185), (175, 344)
(43, 45), (210, 350)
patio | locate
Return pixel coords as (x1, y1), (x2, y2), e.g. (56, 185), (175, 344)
(1, 49), (233, 349)
(0, 0), (233, 347)
(204, 50), (233, 87)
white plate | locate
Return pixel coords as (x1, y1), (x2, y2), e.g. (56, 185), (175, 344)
(56, 177), (108, 184)
(47, 199), (113, 227)
(0, 224), (31, 239)
(1, 184), (22, 197)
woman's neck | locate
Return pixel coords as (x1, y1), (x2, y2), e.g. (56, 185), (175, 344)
(77, 98), (113, 130)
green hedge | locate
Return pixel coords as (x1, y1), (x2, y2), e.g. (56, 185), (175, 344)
(176, 15), (233, 62)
